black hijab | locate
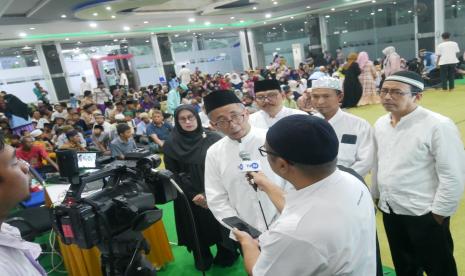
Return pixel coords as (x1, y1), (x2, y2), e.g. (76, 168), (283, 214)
(163, 105), (222, 164)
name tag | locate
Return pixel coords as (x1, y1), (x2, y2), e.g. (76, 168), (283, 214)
(239, 160), (262, 172)
(341, 134), (357, 144)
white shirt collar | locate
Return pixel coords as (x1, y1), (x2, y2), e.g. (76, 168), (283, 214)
(286, 169), (341, 204)
(389, 106), (422, 128)
(328, 108), (343, 125)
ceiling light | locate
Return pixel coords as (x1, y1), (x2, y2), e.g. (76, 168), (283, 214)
(290, 16), (294, 19)
(167, 25), (172, 27)
(93, 12), (98, 16)
(29, 27), (35, 30)
(220, 27), (224, 30)
(123, 26), (131, 31)
(16, 55), (20, 58)
(65, 38), (70, 41)
(77, 41), (81, 44)
(239, 20), (244, 23)
(230, 16), (235, 19)
(265, 13), (272, 18)
(272, 27), (276, 30)
(205, 21), (211, 26)
(61, 14), (67, 18)
(331, 8), (335, 11)
(151, 32), (155, 34)
(370, 12), (375, 15)
(113, 39), (118, 42)
(273, 1), (278, 5)
(144, 21), (149, 24)
(325, 15), (330, 18)
(145, 40), (149, 43)
(276, 48), (280, 51)
(306, 6), (311, 8)
(174, 34), (179, 37)
(33, 59), (39, 63)
(89, 22), (98, 28)
(188, 18), (195, 23)
(18, 32), (27, 37)
(106, 6), (112, 11)
(372, 0), (376, 2)
(378, 8), (383, 11)
(111, 15), (116, 19)
(263, 21), (266, 24)
(304, 21), (308, 24)
(253, 6), (257, 10)
(408, 10), (412, 13)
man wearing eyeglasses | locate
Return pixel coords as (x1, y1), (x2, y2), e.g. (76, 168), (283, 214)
(372, 70), (465, 276)
(311, 76), (374, 178)
(203, 90), (290, 234)
(249, 79), (307, 129)
(233, 115), (376, 275)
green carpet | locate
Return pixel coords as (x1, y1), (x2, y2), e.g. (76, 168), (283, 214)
(40, 87), (465, 275)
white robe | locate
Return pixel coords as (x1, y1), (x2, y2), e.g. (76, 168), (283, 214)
(205, 127), (291, 232)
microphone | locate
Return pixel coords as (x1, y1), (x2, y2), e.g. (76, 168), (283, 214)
(239, 151), (261, 191)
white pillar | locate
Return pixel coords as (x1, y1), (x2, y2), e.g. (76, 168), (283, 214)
(54, 42), (73, 98)
(413, 0), (419, 57)
(434, 0), (445, 47)
(319, 15), (328, 52)
(239, 29), (258, 70)
(150, 34), (166, 81)
(35, 44), (58, 103)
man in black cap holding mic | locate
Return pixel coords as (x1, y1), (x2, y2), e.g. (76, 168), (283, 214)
(372, 70), (464, 276)
(234, 115), (376, 275)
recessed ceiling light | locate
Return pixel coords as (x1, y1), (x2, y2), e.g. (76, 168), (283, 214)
(167, 25), (172, 27)
(220, 27), (224, 30)
(89, 22), (98, 28)
(370, 12), (375, 15)
(29, 27), (35, 30)
(407, 10), (412, 13)
(188, 18), (195, 23)
(325, 15), (330, 18)
(378, 8), (383, 11)
(273, 1), (278, 5)
(331, 8), (335, 11)
(77, 41), (81, 44)
(372, 0), (376, 2)
(204, 21), (211, 26)
(306, 6), (311, 8)
(18, 32), (27, 37)
(265, 13), (272, 18)
(61, 14), (67, 18)
(16, 55), (20, 58)
(272, 27), (276, 30)
(144, 21), (149, 24)
(263, 21), (267, 24)
(304, 21), (308, 24)
(65, 38), (70, 41)
(290, 16), (294, 19)
(230, 16), (235, 19)
(145, 40), (149, 43)
(106, 6), (112, 11)
(93, 12), (98, 16)
(253, 6), (257, 10)
(113, 39), (118, 42)
(111, 15), (116, 19)
(151, 32), (155, 34)
(239, 20), (244, 23)
(123, 26), (131, 31)
(174, 34), (179, 37)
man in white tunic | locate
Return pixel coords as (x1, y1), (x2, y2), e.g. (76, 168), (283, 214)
(234, 115), (376, 276)
(178, 65), (191, 85)
(371, 71), (465, 276)
(249, 79), (307, 129)
(204, 90), (289, 233)
(0, 138), (46, 275)
(311, 76), (375, 177)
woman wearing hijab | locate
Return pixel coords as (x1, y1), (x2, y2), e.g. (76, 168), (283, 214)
(382, 46), (402, 77)
(341, 52), (363, 108)
(163, 105), (237, 271)
(357, 51), (379, 105)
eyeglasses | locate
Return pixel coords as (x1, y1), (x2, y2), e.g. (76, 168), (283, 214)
(178, 115), (196, 123)
(378, 88), (411, 97)
(255, 92), (279, 102)
(258, 145), (279, 157)
(213, 113), (245, 129)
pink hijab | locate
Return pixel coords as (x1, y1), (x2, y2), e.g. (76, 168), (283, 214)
(356, 51), (370, 70)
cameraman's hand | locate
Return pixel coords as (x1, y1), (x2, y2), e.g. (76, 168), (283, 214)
(192, 193), (208, 209)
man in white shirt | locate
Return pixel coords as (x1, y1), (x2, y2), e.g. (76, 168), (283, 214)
(436, 32), (460, 91)
(178, 65), (191, 85)
(51, 103), (68, 122)
(372, 71), (464, 276)
(249, 79), (307, 129)
(311, 76), (374, 177)
(0, 137), (46, 275)
(119, 70), (129, 89)
(204, 90), (289, 233)
(234, 115), (376, 276)
(79, 76), (92, 96)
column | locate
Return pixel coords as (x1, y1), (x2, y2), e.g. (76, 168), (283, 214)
(151, 34), (176, 82)
(434, 0), (445, 47)
(239, 29), (258, 70)
(306, 15), (323, 55)
(416, 0), (436, 53)
(35, 43), (71, 102)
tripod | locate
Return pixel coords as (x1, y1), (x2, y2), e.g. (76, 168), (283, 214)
(98, 230), (157, 276)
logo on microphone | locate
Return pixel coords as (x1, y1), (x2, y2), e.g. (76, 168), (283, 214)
(239, 160), (262, 172)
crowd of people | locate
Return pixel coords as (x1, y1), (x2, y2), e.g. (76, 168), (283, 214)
(0, 35), (464, 276)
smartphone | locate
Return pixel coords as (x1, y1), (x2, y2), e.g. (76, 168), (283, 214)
(222, 216), (262, 239)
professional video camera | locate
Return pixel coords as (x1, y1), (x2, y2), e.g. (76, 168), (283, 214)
(51, 150), (177, 276)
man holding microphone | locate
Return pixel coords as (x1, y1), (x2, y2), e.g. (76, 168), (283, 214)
(234, 115), (377, 275)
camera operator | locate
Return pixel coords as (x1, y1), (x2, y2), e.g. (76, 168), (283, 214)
(0, 136), (46, 275)
(233, 115), (376, 275)
(109, 123), (137, 159)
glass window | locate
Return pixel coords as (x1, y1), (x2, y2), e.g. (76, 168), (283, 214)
(445, 0), (465, 51)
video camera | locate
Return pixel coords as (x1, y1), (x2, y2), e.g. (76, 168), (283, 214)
(50, 150), (177, 275)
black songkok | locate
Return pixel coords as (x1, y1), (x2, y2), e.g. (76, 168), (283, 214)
(266, 115), (339, 165)
(204, 90), (242, 114)
(254, 79), (281, 93)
